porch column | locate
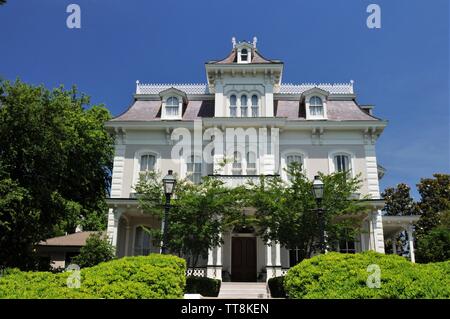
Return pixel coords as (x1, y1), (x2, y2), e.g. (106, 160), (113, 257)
(265, 240), (282, 280)
(107, 208), (123, 253)
(206, 234), (223, 280)
(392, 238), (397, 255)
(407, 225), (416, 263)
(124, 225), (131, 256)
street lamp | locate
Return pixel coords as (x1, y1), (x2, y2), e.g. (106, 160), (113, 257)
(161, 170), (176, 254)
(312, 175), (326, 254)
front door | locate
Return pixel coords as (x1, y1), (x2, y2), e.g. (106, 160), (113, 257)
(231, 237), (257, 282)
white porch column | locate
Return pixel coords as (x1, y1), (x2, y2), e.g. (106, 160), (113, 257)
(107, 208), (123, 254)
(370, 210), (385, 253)
(265, 239), (282, 280)
(407, 225), (416, 263)
(206, 234), (223, 280)
(392, 238), (397, 255)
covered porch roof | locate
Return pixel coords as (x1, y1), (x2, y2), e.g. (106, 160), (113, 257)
(382, 215), (420, 238)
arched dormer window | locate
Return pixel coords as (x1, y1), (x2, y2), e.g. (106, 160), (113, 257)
(166, 96), (179, 116)
(251, 95), (259, 117)
(241, 49), (248, 62)
(240, 95), (248, 117)
(230, 95), (237, 117)
(309, 96), (323, 116)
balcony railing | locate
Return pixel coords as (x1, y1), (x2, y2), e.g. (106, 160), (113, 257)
(209, 174), (279, 187)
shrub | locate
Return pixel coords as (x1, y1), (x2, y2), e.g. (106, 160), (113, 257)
(0, 254), (186, 299)
(268, 276), (286, 298)
(416, 227), (450, 263)
(185, 276), (221, 297)
(284, 251), (450, 299)
(71, 232), (115, 268)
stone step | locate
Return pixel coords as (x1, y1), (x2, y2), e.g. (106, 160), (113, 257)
(218, 282), (270, 299)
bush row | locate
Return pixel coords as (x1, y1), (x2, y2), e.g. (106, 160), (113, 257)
(0, 254), (186, 299)
(185, 276), (221, 297)
(283, 251), (450, 299)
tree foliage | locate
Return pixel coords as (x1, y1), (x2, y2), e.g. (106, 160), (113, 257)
(135, 173), (244, 267)
(249, 163), (367, 261)
(71, 232), (115, 268)
(381, 183), (421, 216)
(0, 80), (113, 269)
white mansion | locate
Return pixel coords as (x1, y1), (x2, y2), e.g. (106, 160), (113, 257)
(106, 38), (418, 281)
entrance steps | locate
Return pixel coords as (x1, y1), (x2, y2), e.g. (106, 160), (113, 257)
(217, 282), (270, 299)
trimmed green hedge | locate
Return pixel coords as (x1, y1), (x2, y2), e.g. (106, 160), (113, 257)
(0, 254), (186, 299)
(268, 276), (286, 298)
(284, 251), (450, 299)
(185, 276), (221, 297)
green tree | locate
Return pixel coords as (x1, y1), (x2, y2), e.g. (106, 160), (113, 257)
(0, 80), (113, 269)
(71, 232), (115, 268)
(249, 163), (366, 261)
(415, 174), (450, 239)
(381, 183), (421, 216)
(135, 172), (244, 267)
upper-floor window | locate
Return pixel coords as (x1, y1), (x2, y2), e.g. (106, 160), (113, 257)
(186, 155), (202, 184)
(241, 49), (248, 62)
(241, 95), (248, 117)
(286, 154), (303, 179)
(334, 154), (351, 173)
(166, 96), (179, 116)
(246, 152), (256, 175)
(309, 96), (323, 116)
(251, 95), (259, 117)
(230, 95), (237, 117)
(140, 154), (156, 172)
(232, 151), (242, 175)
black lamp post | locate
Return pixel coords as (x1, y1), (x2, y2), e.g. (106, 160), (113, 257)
(312, 175), (326, 254)
(161, 170), (176, 254)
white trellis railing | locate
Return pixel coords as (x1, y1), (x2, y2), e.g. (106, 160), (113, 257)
(186, 268), (207, 277)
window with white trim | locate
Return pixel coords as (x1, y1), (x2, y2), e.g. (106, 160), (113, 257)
(285, 154), (303, 180)
(134, 226), (157, 256)
(140, 154), (156, 172)
(246, 152), (256, 175)
(240, 95), (248, 117)
(166, 96), (179, 116)
(186, 155), (202, 184)
(232, 151), (242, 175)
(334, 154), (351, 173)
(251, 95), (259, 117)
(309, 96), (323, 116)
(230, 95), (237, 117)
(240, 48), (248, 62)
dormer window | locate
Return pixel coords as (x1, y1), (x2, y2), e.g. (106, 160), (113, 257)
(159, 88), (186, 120)
(241, 49), (248, 62)
(309, 96), (323, 116)
(166, 96), (179, 116)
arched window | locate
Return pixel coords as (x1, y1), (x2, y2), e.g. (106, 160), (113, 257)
(230, 95), (237, 117)
(251, 95), (259, 117)
(140, 154), (156, 172)
(186, 155), (202, 184)
(240, 95), (248, 117)
(166, 96), (179, 116)
(309, 96), (323, 116)
(232, 151), (242, 175)
(246, 152), (256, 175)
(241, 49), (248, 62)
(286, 154), (303, 179)
(334, 154), (351, 173)
(134, 226), (157, 255)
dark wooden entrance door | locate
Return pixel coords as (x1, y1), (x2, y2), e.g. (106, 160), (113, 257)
(232, 237), (257, 282)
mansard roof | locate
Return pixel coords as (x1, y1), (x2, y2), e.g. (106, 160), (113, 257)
(207, 47), (282, 64)
(110, 98), (381, 122)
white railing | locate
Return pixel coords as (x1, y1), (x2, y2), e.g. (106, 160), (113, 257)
(134, 81), (354, 95)
(212, 175), (279, 188)
(136, 82), (209, 95)
(186, 268), (207, 277)
(279, 82), (354, 95)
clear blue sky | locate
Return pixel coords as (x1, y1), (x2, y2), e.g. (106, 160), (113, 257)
(1, 0), (449, 198)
